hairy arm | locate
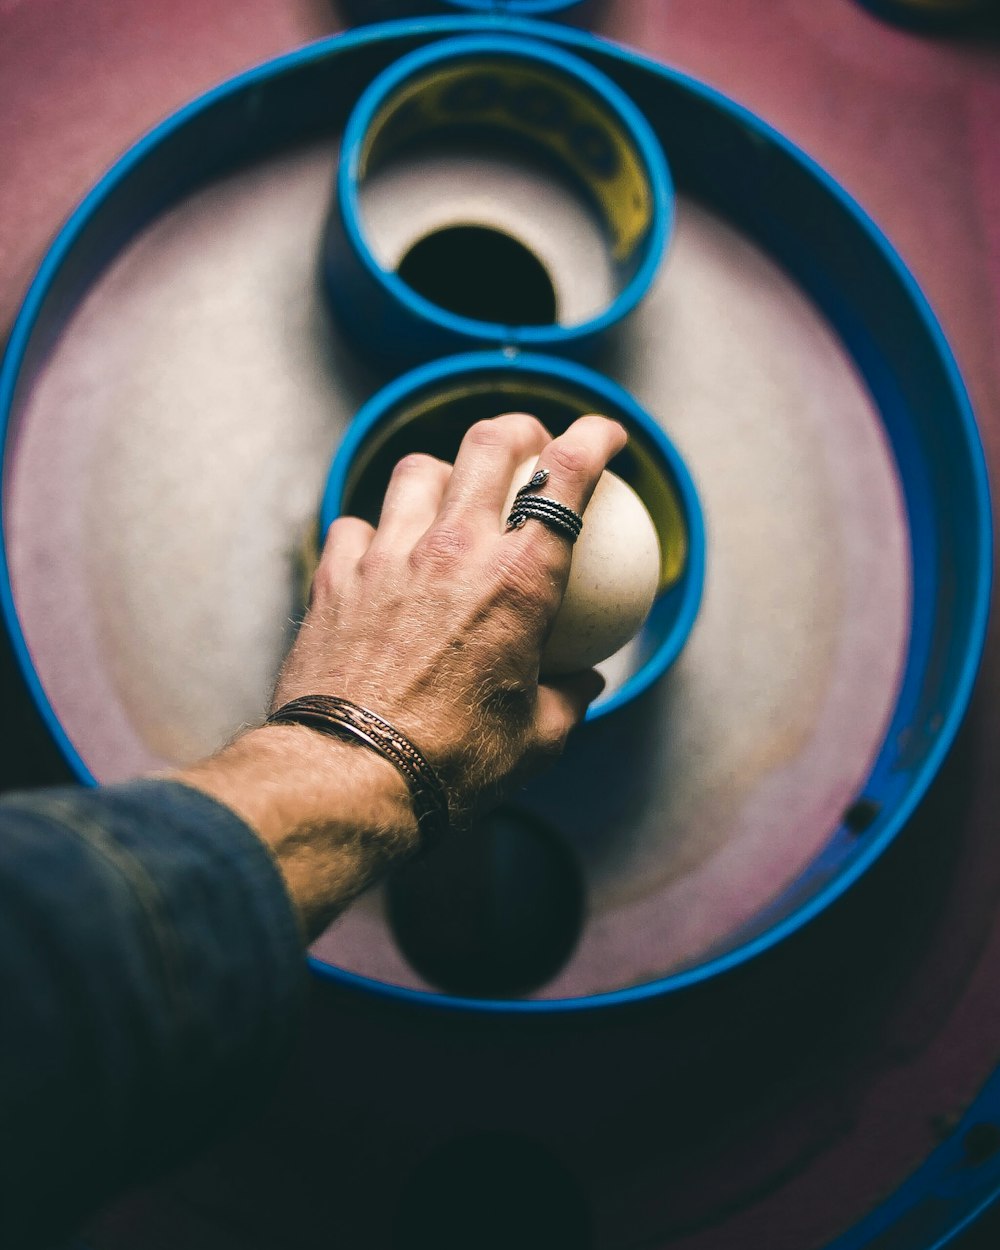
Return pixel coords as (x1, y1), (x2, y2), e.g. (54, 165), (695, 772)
(177, 724), (416, 940)
(178, 411), (625, 939)
(0, 412), (624, 1247)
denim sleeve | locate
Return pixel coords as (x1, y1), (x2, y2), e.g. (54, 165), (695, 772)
(0, 779), (307, 1250)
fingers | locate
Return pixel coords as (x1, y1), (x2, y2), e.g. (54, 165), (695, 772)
(310, 515), (375, 606)
(439, 412), (551, 524)
(526, 413), (628, 517)
(368, 453), (451, 555)
(531, 669), (606, 757)
(492, 414), (628, 608)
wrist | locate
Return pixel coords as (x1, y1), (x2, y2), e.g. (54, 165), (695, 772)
(266, 694), (451, 848)
(174, 723), (419, 940)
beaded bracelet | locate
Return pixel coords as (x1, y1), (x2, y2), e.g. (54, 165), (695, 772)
(265, 694), (450, 846)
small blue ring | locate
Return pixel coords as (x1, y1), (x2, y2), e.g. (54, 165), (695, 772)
(325, 33), (672, 370)
(319, 351), (705, 721)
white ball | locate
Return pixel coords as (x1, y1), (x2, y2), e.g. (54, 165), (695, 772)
(504, 457), (662, 675)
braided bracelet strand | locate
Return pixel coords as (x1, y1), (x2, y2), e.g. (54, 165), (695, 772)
(265, 694), (450, 846)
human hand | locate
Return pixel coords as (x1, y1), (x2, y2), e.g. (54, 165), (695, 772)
(273, 411), (627, 826)
(177, 411), (625, 937)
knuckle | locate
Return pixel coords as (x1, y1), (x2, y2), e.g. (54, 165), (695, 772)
(481, 678), (534, 729)
(356, 544), (393, 579)
(534, 722), (571, 764)
(547, 440), (592, 479)
(492, 547), (558, 617)
(410, 522), (472, 572)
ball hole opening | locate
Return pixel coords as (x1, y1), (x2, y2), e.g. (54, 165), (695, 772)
(386, 807), (584, 998)
(396, 225), (558, 328)
(843, 797), (882, 836)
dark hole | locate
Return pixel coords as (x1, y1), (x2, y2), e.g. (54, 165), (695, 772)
(386, 806), (584, 998)
(844, 797), (881, 836)
(964, 1122), (1000, 1165)
(396, 225), (558, 327)
(393, 1132), (592, 1250)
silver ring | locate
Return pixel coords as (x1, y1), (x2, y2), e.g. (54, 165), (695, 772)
(505, 468), (584, 542)
(514, 468), (551, 499)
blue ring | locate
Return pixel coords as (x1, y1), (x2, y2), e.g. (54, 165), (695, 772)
(0, 18), (989, 1028)
(318, 350), (705, 722)
(823, 1062), (1000, 1248)
(325, 33), (672, 370)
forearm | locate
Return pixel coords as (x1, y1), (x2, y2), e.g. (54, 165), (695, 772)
(0, 779), (304, 1249)
(175, 724), (420, 941)
(0, 412), (622, 1248)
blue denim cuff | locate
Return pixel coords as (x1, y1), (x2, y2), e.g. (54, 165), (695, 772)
(0, 778), (307, 1247)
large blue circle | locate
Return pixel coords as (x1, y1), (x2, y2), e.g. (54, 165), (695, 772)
(0, 18), (990, 1028)
(0, 20), (993, 1241)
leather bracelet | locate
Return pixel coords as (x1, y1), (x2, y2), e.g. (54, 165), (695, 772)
(265, 694), (449, 846)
